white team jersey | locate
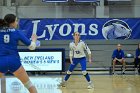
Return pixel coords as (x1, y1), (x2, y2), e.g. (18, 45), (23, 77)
(69, 40), (91, 58)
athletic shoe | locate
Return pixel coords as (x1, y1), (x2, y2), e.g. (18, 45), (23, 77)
(135, 68), (138, 75)
(112, 72), (116, 75)
(58, 81), (66, 87)
(122, 69), (125, 74)
(87, 81), (94, 89)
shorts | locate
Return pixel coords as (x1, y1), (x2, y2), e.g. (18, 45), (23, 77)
(68, 57), (86, 71)
(0, 55), (21, 73)
(112, 58), (124, 65)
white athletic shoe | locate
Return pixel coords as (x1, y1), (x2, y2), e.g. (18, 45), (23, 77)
(112, 72), (116, 75)
(122, 69), (125, 74)
(58, 81), (66, 87)
(135, 68), (138, 75)
(87, 81), (94, 89)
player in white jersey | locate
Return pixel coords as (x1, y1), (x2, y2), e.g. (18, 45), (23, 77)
(59, 32), (94, 89)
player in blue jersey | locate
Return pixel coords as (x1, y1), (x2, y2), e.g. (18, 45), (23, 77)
(59, 32), (94, 89)
(0, 14), (38, 93)
(112, 44), (126, 75)
(134, 44), (140, 74)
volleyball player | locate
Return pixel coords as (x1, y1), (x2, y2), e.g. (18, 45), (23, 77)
(59, 32), (94, 89)
(0, 14), (38, 93)
(134, 43), (140, 74)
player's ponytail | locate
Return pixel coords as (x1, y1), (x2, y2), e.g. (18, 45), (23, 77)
(0, 19), (8, 27)
(4, 14), (16, 27)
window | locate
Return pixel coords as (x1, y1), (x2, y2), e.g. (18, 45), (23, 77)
(74, 0), (99, 2)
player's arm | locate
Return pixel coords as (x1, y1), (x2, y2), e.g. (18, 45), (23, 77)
(121, 50), (125, 60)
(69, 43), (74, 64)
(18, 30), (37, 50)
(136, 49), (140, 58)
(83, 42), (92, 63)
(28, 34), (37, 50)
(112, 50), (117, 60)
(88, 54), (92, 63)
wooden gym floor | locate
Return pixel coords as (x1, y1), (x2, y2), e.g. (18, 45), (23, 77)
(0, 75), (140, 93)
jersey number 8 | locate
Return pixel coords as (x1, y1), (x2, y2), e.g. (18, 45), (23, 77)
(4, 34), (10, 43)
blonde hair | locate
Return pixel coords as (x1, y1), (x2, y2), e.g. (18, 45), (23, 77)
(73, 32), (80, 36)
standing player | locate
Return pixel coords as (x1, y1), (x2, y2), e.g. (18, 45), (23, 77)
(0, 14), (38, 93)
(59, 32), (93, 89)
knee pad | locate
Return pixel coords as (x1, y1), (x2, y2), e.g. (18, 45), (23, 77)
(82, 71), (87, 75)
(24, 80), (33, 89)
(67, 71), (72, 74)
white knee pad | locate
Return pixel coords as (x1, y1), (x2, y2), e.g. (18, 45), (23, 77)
(67, 71), (72, 74)
(82, 71), (87, 75)
(24, 80), (33, 89)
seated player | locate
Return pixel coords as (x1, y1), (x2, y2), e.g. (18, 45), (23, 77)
(112, 44), (126, 75)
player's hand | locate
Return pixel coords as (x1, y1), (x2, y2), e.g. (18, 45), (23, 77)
(115, 58), (118, 60)
(89, 58), (92, 64)
(31, 34), (37, 42)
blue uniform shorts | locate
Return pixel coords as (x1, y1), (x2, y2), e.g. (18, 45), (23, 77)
(0, 55), (21, 73)
(68, 57), (86, 72)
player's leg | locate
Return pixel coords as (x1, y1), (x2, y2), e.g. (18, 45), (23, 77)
(134, 58), (139, 74)
(134, 58), (138, 68)
(122, 59), (126, 74)
(64, 58), (79, 81)
(0, 56), (8, 78)
(8, 55), (37, 93)
(80, 57), (90, 82)
(60, 59), (79, 87)
(80, 57), (93, 89)
(112, 59), (116, 74)
(137, 58), (140, 74)
(0, 72), (3, 78)
(13, 66), (37, 93)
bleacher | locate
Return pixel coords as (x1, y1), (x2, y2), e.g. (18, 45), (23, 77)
(109, 53), (135, 75)
(19, 39), (139, 75)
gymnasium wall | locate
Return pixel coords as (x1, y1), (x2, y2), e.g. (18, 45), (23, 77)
(0, 0), (140, 18)
(1, 0), (140, 71)
(18, 40), (140, 70)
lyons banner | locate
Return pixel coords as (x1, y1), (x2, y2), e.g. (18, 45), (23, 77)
(19, 18), (140, 40)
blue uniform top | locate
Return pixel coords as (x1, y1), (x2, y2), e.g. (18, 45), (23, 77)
(135, 49), (140, 59)
(112, 49), (125, 59)
(0, 27), (31, 56)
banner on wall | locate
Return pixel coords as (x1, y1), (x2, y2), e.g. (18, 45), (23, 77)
(19, 18), (140, 40)
(18, 49), (65, 71)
